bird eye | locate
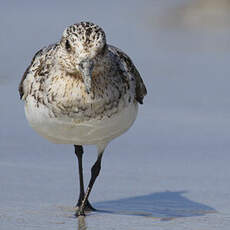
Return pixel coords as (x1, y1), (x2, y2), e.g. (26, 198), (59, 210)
(65, 39), (71, 52)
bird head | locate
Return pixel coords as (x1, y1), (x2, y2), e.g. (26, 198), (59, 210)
(58, 22), (107, 93)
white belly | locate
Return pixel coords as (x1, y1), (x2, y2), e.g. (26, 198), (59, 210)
(24, 97), (138, 145)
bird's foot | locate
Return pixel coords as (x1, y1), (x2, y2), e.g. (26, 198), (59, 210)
(75, 199), (96, 216)
(75, 209), (85, 217)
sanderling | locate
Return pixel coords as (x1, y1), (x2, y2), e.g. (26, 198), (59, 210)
(19, 21), (147, 216)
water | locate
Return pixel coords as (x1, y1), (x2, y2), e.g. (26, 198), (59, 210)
(1, 0), (230, 229)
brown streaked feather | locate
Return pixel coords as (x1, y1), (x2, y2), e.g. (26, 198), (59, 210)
(18, 49), (43, 99)
(108, 45), (147, 104)
(128, 62), (147, 104)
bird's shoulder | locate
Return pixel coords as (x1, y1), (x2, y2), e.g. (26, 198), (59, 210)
(19, 44), (58, 100)
(108, 45), (147, 104)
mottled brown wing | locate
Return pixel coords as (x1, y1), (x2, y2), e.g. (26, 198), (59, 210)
(108, 45), (147, 104)
(18, 49), (43, 99)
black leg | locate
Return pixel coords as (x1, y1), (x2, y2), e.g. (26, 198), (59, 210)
(74, 145), (84, 204)
(78, 153), (103, 216)
(74, 145), (95, 211)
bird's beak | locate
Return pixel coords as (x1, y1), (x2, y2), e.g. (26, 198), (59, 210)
(78, 59), (94, 94)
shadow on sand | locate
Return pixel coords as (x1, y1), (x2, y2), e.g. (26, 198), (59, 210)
(77, 191), (216, 229)
(93, 191), (216, 219)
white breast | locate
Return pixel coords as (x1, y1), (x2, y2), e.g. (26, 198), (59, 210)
(25, 96), (138, 145)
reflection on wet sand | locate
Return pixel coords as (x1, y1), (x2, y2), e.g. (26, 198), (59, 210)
(78, 216), (87, 230)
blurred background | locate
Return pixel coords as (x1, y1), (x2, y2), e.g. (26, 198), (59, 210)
(1, 1), (230, 229)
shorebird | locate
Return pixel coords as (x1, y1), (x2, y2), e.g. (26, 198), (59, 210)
(19, 21), (147, 216)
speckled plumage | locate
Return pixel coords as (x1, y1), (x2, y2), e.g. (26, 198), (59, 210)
(19, 22), (146, 146)
(19, 21), (147, 215)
